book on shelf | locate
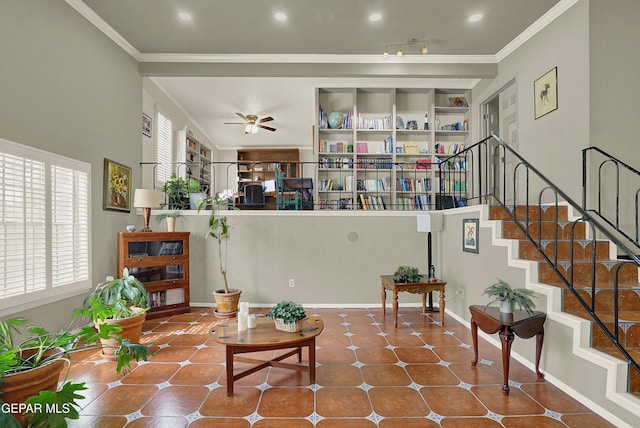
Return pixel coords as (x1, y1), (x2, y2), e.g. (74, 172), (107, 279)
(402, 143), (419, 154)
(356, 142), (368, 153)
(416, 159), (432, 170)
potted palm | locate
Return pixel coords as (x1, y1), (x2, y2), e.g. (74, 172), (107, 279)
(75, 268), (149, 356)
(483, 278), (537, 314)
(0, 312), (151, 426)
(155, 210), (184, 232)
(186, 178), (207, 210)
(198, 194), (241, 318)
(266, 301), (307, 332)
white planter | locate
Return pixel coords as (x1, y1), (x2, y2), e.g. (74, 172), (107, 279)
(500, 300), (512, 313)
(189, 192), (206, 210)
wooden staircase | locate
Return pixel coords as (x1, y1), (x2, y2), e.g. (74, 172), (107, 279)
(489, 204), (640, 398)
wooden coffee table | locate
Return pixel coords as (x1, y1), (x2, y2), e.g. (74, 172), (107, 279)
(211, 315), (324, 396)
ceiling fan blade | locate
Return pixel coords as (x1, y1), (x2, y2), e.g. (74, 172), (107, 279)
(259, 125), (277, 132)
(259, 116), (274, 123)
(235, 112), (247, 120)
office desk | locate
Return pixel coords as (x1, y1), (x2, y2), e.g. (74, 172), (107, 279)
(380, 275), (446, 328)
(469, 305), (546, 395)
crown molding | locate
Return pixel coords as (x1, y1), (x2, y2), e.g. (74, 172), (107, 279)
(65, 0), (141, 59)
(496, 0), (580, 62)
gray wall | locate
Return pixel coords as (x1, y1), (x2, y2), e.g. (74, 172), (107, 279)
(0, 0), (142, 329)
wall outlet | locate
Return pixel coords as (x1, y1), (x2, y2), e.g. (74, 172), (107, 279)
(288, 279), (295, 288)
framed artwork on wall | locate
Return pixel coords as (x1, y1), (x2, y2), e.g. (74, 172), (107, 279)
(462, 218), (479, 253)
(103, 158), (132, 212)
(142, 113), (152, 137)
(534, 67), (558, 119)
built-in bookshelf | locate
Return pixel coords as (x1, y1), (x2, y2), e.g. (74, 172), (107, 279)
(316, 87), (470, 210)
(177, 130), (212, 192)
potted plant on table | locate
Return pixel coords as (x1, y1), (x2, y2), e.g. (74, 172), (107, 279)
(393, 265), (423, 283)
(74, 268), (150, 357)
(155, 210), (184, 232)
(0, 279), (152, 427)
(266, 301), (307, 332)
(483, 278), (537, 314)
(186, 178), (207, 210)
(198, 194), (241, 318)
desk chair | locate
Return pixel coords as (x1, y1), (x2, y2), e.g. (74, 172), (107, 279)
(275, 169), (300, 210)
(244, 184), (265, 209)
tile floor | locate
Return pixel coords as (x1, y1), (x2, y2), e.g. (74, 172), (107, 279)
(66, 307), (615, 427)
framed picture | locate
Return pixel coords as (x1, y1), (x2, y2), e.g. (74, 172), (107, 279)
(103, 158), (132, 212)
(142, 113), (152, 137)
(449, 97), (468, 107)
(462, 218), (479, 253)
(534, 67), (558, 119)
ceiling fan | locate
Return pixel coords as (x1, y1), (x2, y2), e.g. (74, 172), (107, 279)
(224, 112), (276, 134)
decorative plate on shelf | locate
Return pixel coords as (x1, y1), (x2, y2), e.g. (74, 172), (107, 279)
(396, 116), (404, 130)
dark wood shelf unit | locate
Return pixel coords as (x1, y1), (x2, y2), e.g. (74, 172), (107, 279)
(118, 231), (191, 319)
(237, 148), (300, 190)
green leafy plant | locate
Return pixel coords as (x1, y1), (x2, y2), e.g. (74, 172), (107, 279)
(483, 278), (537, 314)
(266, 301), (307, 325)
(198, 194), (238, 294)
(77, 268), (149, 320)
(162, 175), (189, 209)
(393, 266), (423, 283)
(0, 312), (151, 426)
(155, 210), (184, 221)
(185, 177), (202, 194)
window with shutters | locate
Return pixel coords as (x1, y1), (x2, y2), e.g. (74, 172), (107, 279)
(0, 138), (91, 315)
(156, 111), (173, 185)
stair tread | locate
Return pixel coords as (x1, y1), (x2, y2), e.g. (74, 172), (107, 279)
(566, 310), (640, 322)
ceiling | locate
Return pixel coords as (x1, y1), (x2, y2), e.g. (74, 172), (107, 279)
(69, 0), (568, 150)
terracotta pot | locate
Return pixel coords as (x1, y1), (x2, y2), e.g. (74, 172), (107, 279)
(213, 289), (242, 318)
(96, 312), (146, 357)
(1, 347), (68, 424)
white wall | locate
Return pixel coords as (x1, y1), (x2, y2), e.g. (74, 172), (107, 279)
(0, 0), (142, 329)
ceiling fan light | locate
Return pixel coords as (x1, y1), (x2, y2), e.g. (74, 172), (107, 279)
(244, 124), (253, 134)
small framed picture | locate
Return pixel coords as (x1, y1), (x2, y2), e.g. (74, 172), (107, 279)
(142, 113), (152, 137)
(462, 218), (479, 253)
(534, 67), (558, 119)
(449, 97), (468, 107)
(103, 158), (132, 212)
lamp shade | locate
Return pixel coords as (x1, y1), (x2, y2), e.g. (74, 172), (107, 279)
(133, 189), (160, 208)
(416, 213), (443, 233)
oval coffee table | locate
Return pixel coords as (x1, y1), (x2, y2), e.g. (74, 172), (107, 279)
(211, 315), (324, 396)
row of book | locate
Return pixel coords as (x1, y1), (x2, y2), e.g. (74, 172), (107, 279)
(318, 157), (354, 169)
(148, 289), (185, 308)
(356, 114), (393, 130)
(318, 198), (354, 210)
(436, 178), (467, 192)
(439, 159), (466, 171)
(355, 157), (393, 169)
(318, 176), (354, 192)
(357, 178), (389, 192)
(396, 195), (431, 210)
(396, 177), (431, 192)
(359, 194), (387, 210)
(319, 140), (352, 153)
(355, 135), (394, 154)
(434, 142), (466, 155)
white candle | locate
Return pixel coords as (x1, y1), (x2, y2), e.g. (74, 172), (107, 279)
(237, 313), (248, 331)
(248, 314), (257, 329)
(239, 302), (249, 315)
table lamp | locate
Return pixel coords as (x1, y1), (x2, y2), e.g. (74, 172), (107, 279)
(133, 189), (160, 232)
(416, 212), (443, 281)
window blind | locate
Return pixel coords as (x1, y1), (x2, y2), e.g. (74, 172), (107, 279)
(156, 112), (173, 184)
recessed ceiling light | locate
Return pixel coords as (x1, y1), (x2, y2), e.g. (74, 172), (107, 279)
(468, 14), (482, 23)
(369, 13), (382, 22)
(274, 12), (287, 21)
(178, 11), (192, 21)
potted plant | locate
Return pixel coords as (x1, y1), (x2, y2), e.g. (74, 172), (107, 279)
(0, 312), (151, 426)
(75, 268), (150, 356)
(198, 194), (241, 318)
(483, 278), (537, 314)
(266, 301), (307, 332)
(155, 210), (184, 232)
(393, 265), (423, 283)
(185, 178), (207, 210)
(162, 175), (188, 210)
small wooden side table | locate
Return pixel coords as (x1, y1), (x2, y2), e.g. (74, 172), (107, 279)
(469, 305), (546, 395)
(380, 275), (446, 328)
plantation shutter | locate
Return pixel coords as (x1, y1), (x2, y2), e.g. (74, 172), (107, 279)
(156, 111), (173, 184)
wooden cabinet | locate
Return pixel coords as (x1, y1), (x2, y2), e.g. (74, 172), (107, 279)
(118, 232), (190, 319)
(316, 87), (470, 210)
